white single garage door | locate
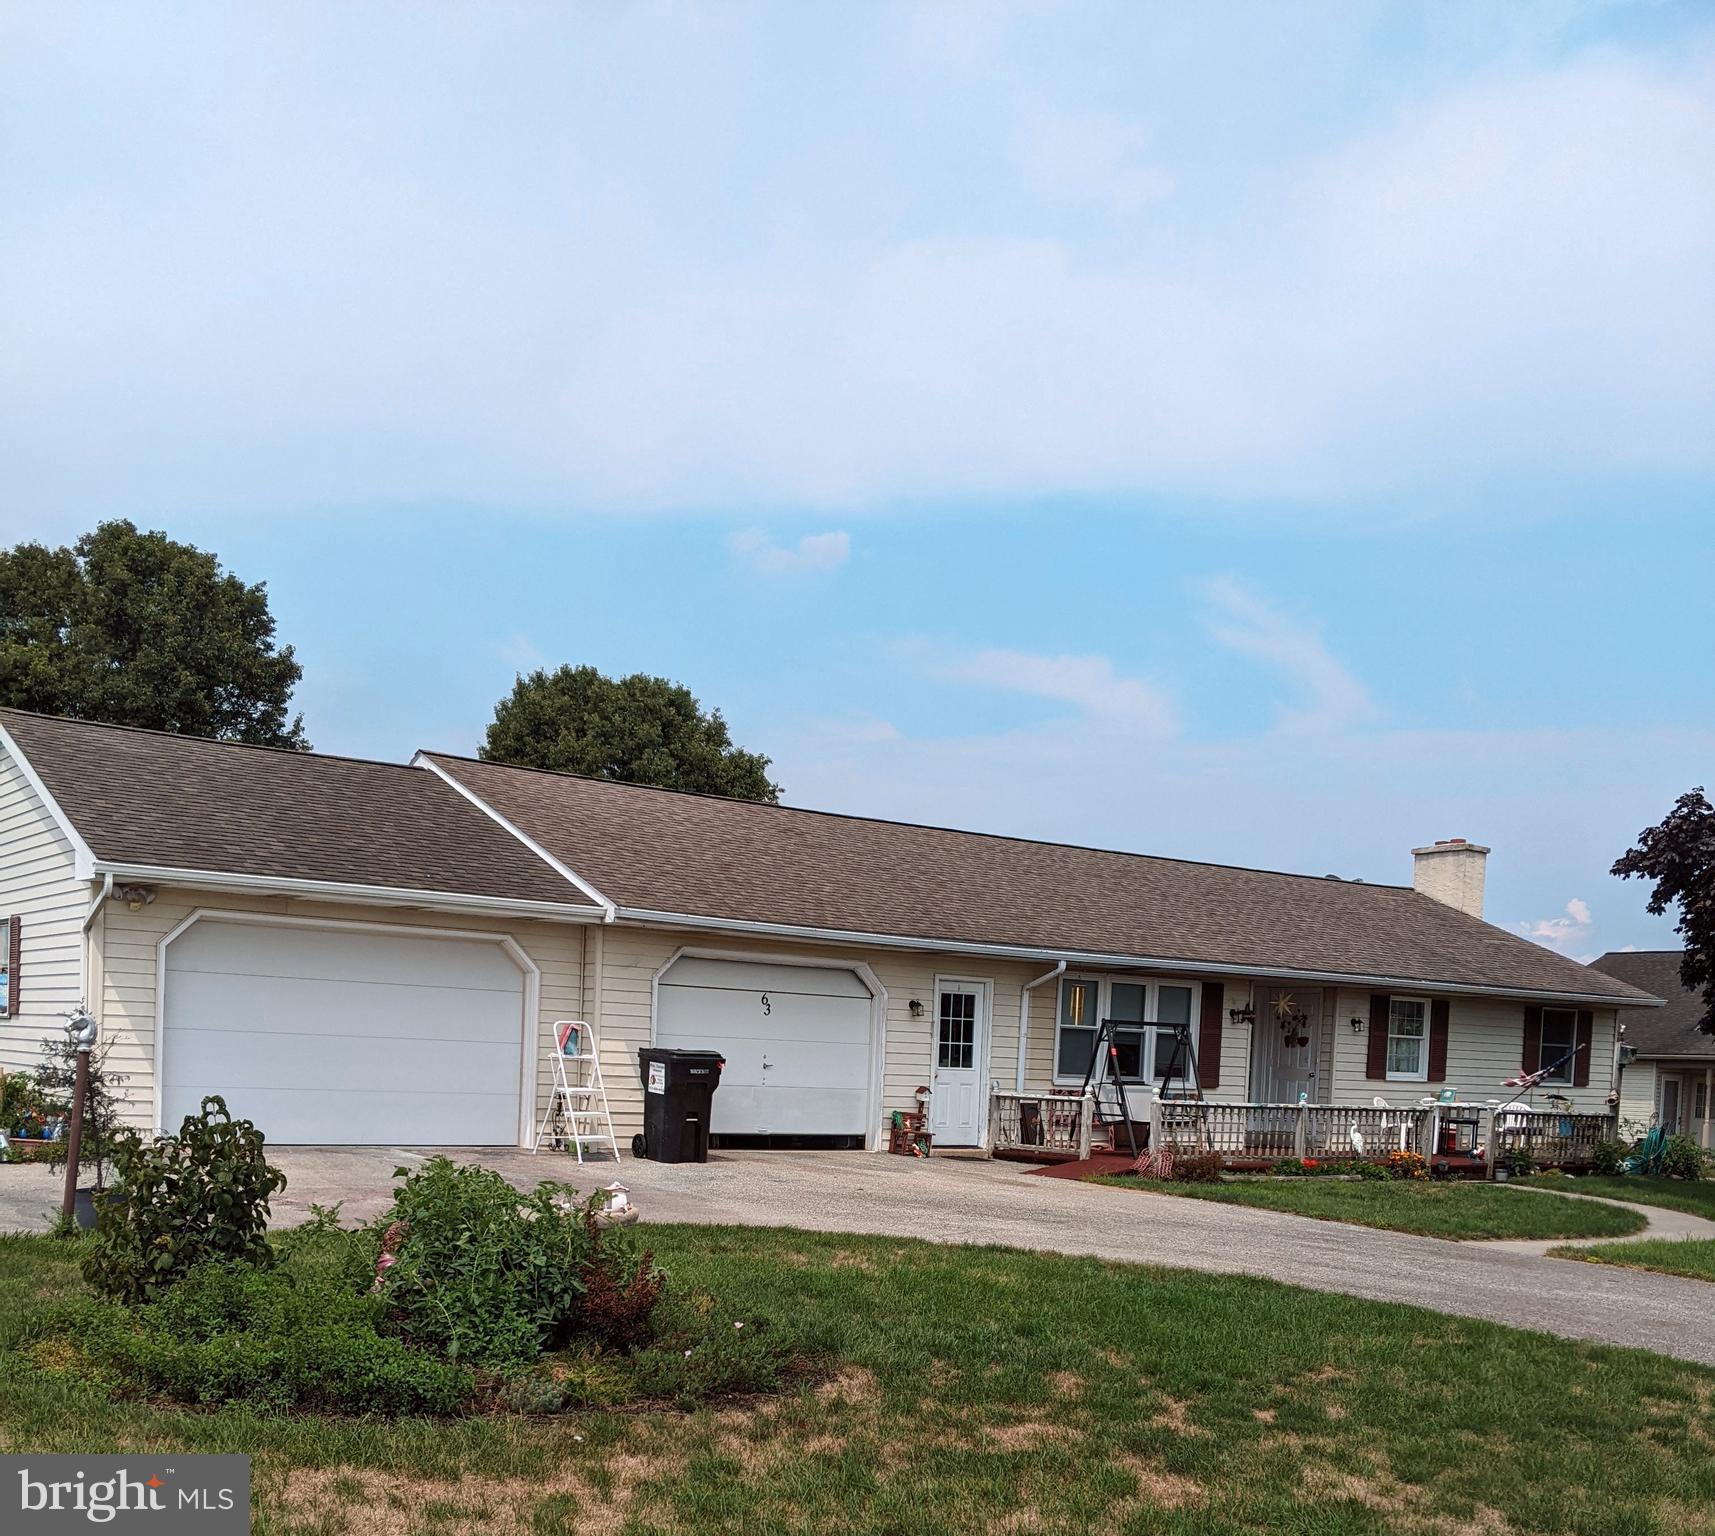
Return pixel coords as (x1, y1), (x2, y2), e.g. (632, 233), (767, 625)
(655, 957), (873, 1137)
(162, 920), (528, 1145)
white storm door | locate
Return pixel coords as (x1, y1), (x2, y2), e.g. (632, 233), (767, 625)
(930, 980), (987, 1146)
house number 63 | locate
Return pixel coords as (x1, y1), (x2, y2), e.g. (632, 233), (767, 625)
(760, 993), (771, 1016)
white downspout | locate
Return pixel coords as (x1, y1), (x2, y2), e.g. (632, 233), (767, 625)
(1016, 960), (1067, 1092)
(80, 872), (112, 1008)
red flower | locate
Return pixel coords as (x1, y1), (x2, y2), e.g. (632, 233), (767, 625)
(1301, 1158), (1318, 1169)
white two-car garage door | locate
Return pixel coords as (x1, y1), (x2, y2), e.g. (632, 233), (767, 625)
(161, 919), (528, 1145)
(655, 957), (874, 1138)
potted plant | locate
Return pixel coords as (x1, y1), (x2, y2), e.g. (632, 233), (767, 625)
(34, 1034), (128, 1228)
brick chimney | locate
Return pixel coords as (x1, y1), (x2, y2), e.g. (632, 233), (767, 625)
(1411, 838), (1489, 919)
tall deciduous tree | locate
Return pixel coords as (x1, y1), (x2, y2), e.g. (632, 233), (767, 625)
(0, 520), (308, 747)
(483, 665), (779, 802)
(1612, 787), (1715, 1034)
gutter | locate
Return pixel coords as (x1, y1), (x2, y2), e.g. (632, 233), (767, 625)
(1015, 960), (1067, 1092)
(90, 862), (607, 925)
(613, 905), (1658, 1009)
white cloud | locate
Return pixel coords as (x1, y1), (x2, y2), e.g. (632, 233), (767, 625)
(1513, 897), (1597, 960)
(933, 648), (1178, 736)
(3, 15), (1710, 517)
(727, 529), (851, 577)
(1202, 576), (1371, 733)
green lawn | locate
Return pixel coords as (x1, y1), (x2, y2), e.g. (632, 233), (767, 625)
(5, 1227), (1714, 1535)
(1085, 1176), (1650, 1240)
(1551, 1236), (1715, 1284)
(1521, 1175), (1715, 1219)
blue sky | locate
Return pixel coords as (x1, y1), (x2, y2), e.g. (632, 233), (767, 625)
(2, 1), (1711, 960)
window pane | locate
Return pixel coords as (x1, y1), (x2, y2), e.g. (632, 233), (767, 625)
(1540, 1009), (1577, 1081)
(1389, 999), (1426, 1037)
(1155, 1027), (1191, 1084)
(1110, 983), (1146, 1023)
(1387, 1036), (1423, 1075)
(1111, 1029), (1143, 1078)
(937, 991), (975, 1070)
(1156, 985), (1193, 1026)
(1060, 980), (1096, 1028)
(1056, 1027), (1096, 1080)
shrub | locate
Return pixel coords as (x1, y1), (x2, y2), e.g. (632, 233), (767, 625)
(1383, 1150), (1429, 1181)
(1590, 1139), (1628, 1177)
(39, 1260), (471, 1416)
(1500, 1145), (1536, 1178)
(371, 1157), (665, 1372)
(1661, 1134), (1708, 1182)
(1170, 1150), (1225, 1184)
(34, 1034), (129, 1191)
(83, 1096), (286, 1303)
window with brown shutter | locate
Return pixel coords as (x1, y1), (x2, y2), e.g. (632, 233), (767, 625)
(1198, 982), (1224, 1091)
(1366, 993), (1390, 1078)
(1522, 1005), (1543, 1075)
(1573, 1009), (1594, 1088)
(1427, 998), (1449, 1082)
(1, 915), (16, 1018)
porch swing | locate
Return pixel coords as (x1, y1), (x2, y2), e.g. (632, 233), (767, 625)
(1077, 1015), (1204, 1161)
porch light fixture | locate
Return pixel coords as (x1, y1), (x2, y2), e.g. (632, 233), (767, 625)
(1227, 1003), (1255, 1027)
(908, 998), (924, 1018)
(1350, 1016), (1365, 1034)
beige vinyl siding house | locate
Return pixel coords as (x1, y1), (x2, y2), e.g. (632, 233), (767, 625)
(1592, 950), (1714, 1149)
(0, 709), (1660, 1158)
(0, 746), (92, 1081)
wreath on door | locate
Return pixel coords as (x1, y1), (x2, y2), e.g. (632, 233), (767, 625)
(1273, 992), (1312, 1050)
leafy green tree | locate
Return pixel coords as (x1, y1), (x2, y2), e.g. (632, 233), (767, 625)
(1613, 787), (1715, 1034)
(0, 520), (307, 747)
(483, 665), (779, 802)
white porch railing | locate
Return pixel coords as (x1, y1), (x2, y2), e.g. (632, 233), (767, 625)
(990, 1090), (1094, 1159)
(988, 1091), (1618, 1171)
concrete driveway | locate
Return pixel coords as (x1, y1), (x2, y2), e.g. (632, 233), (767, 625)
(5, 1147), (1712, 1368)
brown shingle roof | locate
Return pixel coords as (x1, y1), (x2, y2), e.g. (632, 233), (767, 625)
(1589, 951), (1712, 1058)
(425, 753), (1653, 1003)
(0, 710), (594, 910)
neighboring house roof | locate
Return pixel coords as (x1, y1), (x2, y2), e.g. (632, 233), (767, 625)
(423, 752), (1653, 1004)
(0, 709), (596, 911)
(1589, 950), (1714, 1059)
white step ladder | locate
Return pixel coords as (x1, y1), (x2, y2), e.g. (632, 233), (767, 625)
(533, 1020), (620, 1163)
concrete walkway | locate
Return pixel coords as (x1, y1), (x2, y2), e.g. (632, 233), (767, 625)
(5, 1148), (1712, 1368)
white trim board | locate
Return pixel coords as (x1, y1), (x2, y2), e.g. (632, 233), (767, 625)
(648, 945), (889, 1152)
(152, 908), (543, 1146)
(0, 720), (98, 880)
(97, 861), (603, 925)
(412, 754), (617, 919)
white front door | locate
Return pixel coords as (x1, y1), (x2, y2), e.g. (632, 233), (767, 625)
(1249, 985), (1323, 1103)
(1661, 1076), (1683, 1134)
(930, 980), (987, 1146)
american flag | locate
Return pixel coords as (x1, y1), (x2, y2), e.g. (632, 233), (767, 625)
(1501, 1042), (1583, 1091)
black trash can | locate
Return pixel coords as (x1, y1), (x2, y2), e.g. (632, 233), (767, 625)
(634, 1047), (725, 1162)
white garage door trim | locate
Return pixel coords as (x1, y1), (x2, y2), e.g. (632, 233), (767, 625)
(153, 909), (541, 1145)
(650, 946), (888, 1151)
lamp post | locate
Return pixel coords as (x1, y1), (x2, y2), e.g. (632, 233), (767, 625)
(60, 1005), (97, 1224)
